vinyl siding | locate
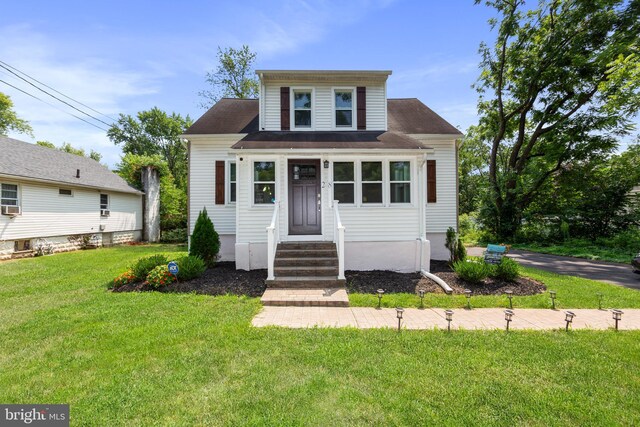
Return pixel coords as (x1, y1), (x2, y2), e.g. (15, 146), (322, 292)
(262, 82), (387, 131)
(0, 180), (141, 240)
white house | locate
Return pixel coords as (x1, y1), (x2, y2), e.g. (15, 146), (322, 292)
(185, 70), (462, 283)
(0, 136), (143, 259)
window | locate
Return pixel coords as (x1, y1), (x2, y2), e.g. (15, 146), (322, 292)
(390, 161), (411, 203)
(334, 90), (354, 128)
(100, 194), (109, 216)
(361, 162), (383, 204)
(333, 162), (354, 204)
(228, 162), (237, 203)
(1, 183), (18, 206)
(253, 161), (275, 204)
(293, 90), (312, 128)
(59, 188), (73, 196)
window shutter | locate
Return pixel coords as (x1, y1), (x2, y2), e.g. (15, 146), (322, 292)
(427, 160), (437, 203)
(215, 161), (225, 205)
(357, 86), (366, 130)
(280, 87), (290, 130)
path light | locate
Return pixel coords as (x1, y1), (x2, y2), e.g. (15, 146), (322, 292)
(564, 311), (576, 332)
(504, 309), (514, 331)
(550, 290), (557, 310)
(445, 309), (454, 332)
(464, 289), (472, 310)
(376, 289), (384, 309)
(505, 290), (513, 309)
(597, 292), (604, 310)
(396, 307), (405, 332)
(611, 309), (623, 331)
(419, 289), (425, 309)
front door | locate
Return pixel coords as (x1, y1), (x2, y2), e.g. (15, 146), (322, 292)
(288, 159), (321, 235)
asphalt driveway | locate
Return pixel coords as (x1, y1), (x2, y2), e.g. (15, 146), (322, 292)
(467, 247), (640, 291)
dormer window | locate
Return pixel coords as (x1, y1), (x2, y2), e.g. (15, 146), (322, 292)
(293, 90), (312, 129)
(334, 89), (355, 129)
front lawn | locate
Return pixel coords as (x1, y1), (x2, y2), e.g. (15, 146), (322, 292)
(1, 245), (640, 425)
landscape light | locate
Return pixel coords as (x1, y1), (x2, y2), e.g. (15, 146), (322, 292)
(464, 289), (472, 309)
(419, 289), (425, 309)
(505, 290), (513, 309)
(377, 289), (384, 309)
(597, 292), (604, 310)
(564, 311), (576, 332)
(550, 290), (557, 310)
(445, 309), (454, 332)
(396, 307), (404, 332)
(504, 309), (514, 331)
(611, 309), (623, 331)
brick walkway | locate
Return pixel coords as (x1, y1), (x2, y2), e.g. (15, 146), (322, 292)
(252, 307), (640, 330)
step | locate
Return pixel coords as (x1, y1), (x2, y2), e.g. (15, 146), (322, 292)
(276, 249), (337, 258)
(274, 265), (339, 277)
(275, 257), (338, 267)
(266, 276), (346, 289)
(278, 241), (336, 250)
(261, 288), (349, 307)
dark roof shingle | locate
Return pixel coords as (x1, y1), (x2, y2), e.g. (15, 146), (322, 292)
(0, 136), (142, 194)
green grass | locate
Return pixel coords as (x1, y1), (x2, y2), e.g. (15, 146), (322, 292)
(349, 266), (640, 309)
(2, 245), (640, 425)
(512, 240), (638, 263)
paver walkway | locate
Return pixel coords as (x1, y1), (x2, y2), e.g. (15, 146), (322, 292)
(252, 307), (640, 330)
(467, 247), (640, 290)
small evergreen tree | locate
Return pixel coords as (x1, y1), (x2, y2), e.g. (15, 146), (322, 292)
(189, 208), (220, 266)
(445, 227), (458, 264)
(455, 237), (467, 263)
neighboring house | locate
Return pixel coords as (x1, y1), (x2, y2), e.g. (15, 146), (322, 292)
(0, 136), (143, 259)
(185, 70), (462, 278)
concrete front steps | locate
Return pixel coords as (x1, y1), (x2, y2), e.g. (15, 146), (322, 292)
(262, 241), (349, 307)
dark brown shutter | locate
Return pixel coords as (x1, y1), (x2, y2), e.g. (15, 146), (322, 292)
(280, 87), (290, 130)
(357, 86), (366, 130)
(215, 161), (225, 205)
(427, 160), (437, 203)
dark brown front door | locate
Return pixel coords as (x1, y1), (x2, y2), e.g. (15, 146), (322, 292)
(288, 159), (321, 235)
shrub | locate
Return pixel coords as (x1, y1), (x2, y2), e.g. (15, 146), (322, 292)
(113, 269), (136, 287)
(455, 237), (467, 262)
(494, 257), (520, 281)
(176, 255), (206, 281)
(453, 260), (491, 284)
(161, 227), (188, 243)
(146, 265), (176, 288)
(131, 254), (169, 280)
(189, 208), (220, 267)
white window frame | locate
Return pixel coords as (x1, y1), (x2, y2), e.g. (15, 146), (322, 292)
(227, 160), (237, 205)
(100, 193), (109, 216)
(1, 183), (19, 207)
(360, 160), (384, 206)
(332, 87), (356, 130)
(332, 161), (356, 206)
(251, 160), (277, 206)
(290, 87), (315, 131)
(389, 161), (412, 205)
(59, 188), (74, 197)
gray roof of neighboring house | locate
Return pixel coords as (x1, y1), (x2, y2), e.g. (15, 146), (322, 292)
(184, 98), (463, 136)
(0, 136), (142, 195)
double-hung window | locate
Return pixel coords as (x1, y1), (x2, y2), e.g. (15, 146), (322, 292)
(1, 183), (18, 206)
(228, 162), (237, 203)
(361, 162), (383, 204)
(389, 161), (411, 203)
(293, 90), (312, 128)
(100, 194), (109, 216)
(333, 162), (355, 204)
(334, 90), (354, 128)
(254, 161), (276, 204)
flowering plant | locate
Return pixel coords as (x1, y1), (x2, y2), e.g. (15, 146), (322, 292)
(113, 269), (137, 287)
(145, 265), (176, 288)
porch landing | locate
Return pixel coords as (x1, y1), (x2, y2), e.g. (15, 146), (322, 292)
(261, 288), (349, 307)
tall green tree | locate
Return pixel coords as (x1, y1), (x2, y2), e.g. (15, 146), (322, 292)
(37, 140), (102, 162)
(0, 92), (33, 136)
(198, 45), (259, 109)
(107, 108), (192, 190)
(459, 125), (490, 214)
(475, 0), (640, 239)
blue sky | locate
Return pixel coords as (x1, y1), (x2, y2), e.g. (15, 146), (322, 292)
(1, 0), (497, 166)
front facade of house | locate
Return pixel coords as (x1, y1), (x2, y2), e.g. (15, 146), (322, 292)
(186, 70), (462, 273)
(0, 137), (143, 259)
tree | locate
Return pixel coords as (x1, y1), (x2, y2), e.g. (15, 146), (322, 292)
(458, 126), (490, 214)
(198, 45), (259, 109)
(475, 0), (640, 239)
(189, 208), (220, 267)
(0, 92), (33, 137)
(37, 140), (102, 162)
(107, 108), (192, 190)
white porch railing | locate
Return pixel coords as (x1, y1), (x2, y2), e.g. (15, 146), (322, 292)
(333, 200), (346, 280)
(266, 201), (280, 280)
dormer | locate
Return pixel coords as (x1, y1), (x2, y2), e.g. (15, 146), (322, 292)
(256, 70), (392, 132)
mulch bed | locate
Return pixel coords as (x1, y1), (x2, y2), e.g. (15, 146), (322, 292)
(112, 262), (267, 297)
(346, 260), (546, 296)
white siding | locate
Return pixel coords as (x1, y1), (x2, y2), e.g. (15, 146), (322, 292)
(0, 180), (142, 241)
(262, 82), (387, 131)
(189, 137), (239, 236)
